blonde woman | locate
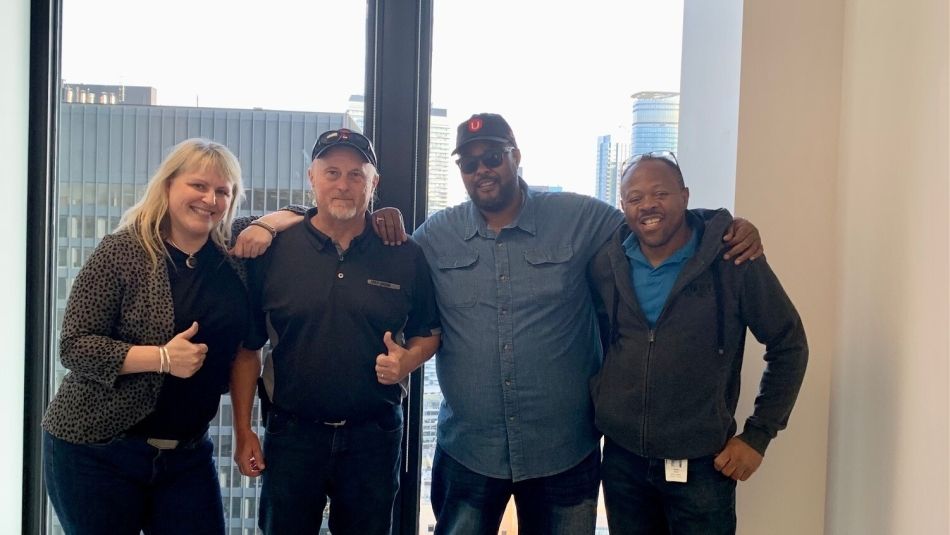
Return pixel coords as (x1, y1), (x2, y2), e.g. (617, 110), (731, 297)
(43, 138), (249, 535)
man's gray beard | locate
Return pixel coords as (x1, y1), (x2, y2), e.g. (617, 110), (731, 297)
(327, 205), (362, 221)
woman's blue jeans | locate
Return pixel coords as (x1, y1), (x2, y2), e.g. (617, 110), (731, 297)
(43, 430), (224, 535)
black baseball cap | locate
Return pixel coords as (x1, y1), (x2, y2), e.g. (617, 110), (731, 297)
(311, 128), (378, 168)
(451, 113), (518, 155)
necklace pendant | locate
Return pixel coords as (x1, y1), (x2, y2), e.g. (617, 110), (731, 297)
(166, 237), (199, 269)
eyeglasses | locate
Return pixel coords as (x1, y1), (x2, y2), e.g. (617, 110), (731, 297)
(621, 150), (680, 176)
(455, 146), (514, 174)
(312, 129), (377, 166)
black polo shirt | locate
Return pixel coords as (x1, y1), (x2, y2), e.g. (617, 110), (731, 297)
(246, 209), (440, 422)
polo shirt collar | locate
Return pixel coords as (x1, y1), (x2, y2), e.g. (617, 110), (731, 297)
(305, 207), (374, 251)
(622, 221), (699, 270)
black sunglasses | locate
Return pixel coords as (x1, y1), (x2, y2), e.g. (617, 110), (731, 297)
(455, 146), (514, 174)
(312, 129), (377, 166)
(621, 150), (680, 176)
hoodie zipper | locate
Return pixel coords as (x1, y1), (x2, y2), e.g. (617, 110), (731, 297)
(641, 328), (655, 454)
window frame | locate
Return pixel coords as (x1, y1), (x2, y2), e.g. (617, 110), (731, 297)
(23, 0), (434, 533)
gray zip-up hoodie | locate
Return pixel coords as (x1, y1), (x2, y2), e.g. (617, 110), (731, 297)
(587, 209), (807, 459)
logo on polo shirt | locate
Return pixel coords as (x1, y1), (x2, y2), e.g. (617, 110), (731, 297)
(368, 279), (401, 290)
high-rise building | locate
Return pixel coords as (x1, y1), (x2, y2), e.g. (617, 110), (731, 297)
(420, 361), (441, 504)
(346, 94), (365, 131)
(427, 108), (451, 215)
(347, 95), (451, 215)
(62, 82), (157, 105)
(594, 135), (628, 207)
(54, 96), (356, 535)
(630, 91), (679, 156)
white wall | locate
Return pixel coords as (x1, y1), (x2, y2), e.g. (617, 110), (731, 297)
(0, 0), (30, 530)
(682, 0), (949, 533)
(682, 0), (843, 532)
(731, 1), (844, 533)
(825, 0), (949, 533)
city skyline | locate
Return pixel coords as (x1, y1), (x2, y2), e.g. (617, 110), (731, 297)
(594, 91), (681, 206)
(62, 1), (683, 197)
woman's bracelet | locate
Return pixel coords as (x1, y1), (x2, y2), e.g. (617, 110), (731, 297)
(159, 346), (170, 374)
(248, 219), (277, 238)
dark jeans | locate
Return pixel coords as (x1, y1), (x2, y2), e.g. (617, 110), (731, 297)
(259, 406), (403, 535)
(602, 438), (737, 535)
(430, 445), (600, 535)
(43, 430), (224, 535)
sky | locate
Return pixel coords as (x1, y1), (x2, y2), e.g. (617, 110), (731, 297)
(62, 0), (683, 200)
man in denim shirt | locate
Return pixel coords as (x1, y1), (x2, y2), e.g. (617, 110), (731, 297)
(414, 113), (762, 534)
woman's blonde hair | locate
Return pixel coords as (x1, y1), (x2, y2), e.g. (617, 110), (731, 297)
(117, 138), (245, 270)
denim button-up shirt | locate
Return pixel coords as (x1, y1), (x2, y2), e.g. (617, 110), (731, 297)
(413, 181), (623, 481)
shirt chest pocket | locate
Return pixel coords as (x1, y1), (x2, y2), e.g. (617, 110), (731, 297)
(523, 245), (574, 302)
(359, 279), (411, 331)
(435, 251), (479, 308)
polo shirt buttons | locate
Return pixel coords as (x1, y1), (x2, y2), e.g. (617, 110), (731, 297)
(337, 272), (344, 279)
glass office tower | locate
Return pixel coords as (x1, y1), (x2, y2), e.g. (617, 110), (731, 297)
(630, 91), (680, 155)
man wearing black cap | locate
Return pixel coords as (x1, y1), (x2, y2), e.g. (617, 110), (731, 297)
(230, 129), (441, 535)
(412, 113), (763, 534)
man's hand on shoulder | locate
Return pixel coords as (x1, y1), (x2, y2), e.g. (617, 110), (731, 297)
(713, 437), (763, 481)
(722, 217), (763, 265)
(372, 207), (408, 246)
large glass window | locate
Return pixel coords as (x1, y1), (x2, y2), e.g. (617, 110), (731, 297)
(423, 2), (684, 533)
(50, 2), (367, 533)
(41, 0), (684, 532)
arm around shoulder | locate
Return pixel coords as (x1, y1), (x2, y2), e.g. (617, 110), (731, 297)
(230, 206), (308, 258)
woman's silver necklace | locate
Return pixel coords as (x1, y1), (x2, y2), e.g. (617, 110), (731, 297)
(167, 238), (198, 269)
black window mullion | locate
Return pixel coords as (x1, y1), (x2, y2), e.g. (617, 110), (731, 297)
(366, 0), (433, 533)
(25, 0), (62, 532)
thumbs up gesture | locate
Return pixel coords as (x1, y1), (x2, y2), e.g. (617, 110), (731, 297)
(375, 331), (408, 385)
(164, 321), (209, 378)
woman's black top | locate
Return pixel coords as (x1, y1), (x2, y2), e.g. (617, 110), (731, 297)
(128, 241), (249, 440)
